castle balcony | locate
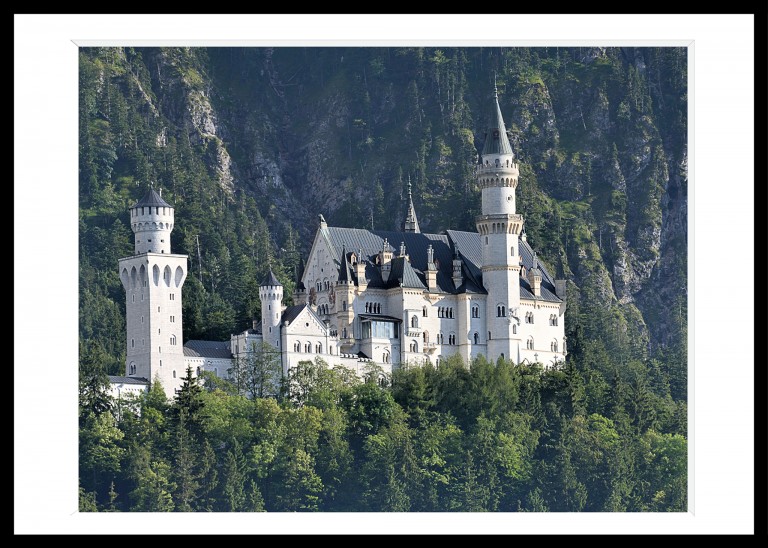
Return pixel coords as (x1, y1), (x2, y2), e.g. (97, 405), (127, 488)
(339, 338), (355, 348)
(423, 342), (438, 353)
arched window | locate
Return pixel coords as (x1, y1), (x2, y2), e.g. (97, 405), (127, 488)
(423, 331), (429, 343)
(497, 305), (506, 317)
(172, 370), (176, 379)
(527, 337), (534, 350)
(343, 301), (347, 311)
(423, 306), (428, 317)
(563, 339), (567, 353)
(129, 363), (136, 375)
(294, 341), (301, 352)
(511, 246), (515, 256)
(495, 158), (500, 167)
(305, 342), (312, 353)
(411, 316), (418, 328)
(488, 331), (492, 340)
(437, 332), (443, 344)
(473, 332), (479, 344)
(170, 335), (177, 346)
(342, 328), (347, 339)
(449, 333), (456, 345)
(513, 324), (517, 334)
(316, 342), (322, 354)
(196, 366), (201, 376)
(472, 304), (479, 318)
(551, 340), (558, 352)
(383, 351), (390, 364)
(365, 303), (369, 313)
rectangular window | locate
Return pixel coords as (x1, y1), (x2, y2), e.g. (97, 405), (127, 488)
(170, 294), (175, 301)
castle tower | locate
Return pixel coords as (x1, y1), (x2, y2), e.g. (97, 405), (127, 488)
(335, 246), (356, 345)
(475, 83), (524, 361)
(119, 188), (188, 396)
(259, 269), (283, 348)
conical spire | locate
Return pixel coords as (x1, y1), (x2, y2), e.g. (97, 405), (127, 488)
(132, 187), (171, 209)
(260, 268), (282, 287)
(481, 80), (514, 157)
(295, 256), (306, 290)
(403, 175), (421, 233)
(338, 245), (353, 283)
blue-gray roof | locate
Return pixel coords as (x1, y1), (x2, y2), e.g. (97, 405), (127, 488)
(261, 269), (282, 287)
(132, 188), (172, 209)
(481, 89), (514, 157)
(388, 256), (427, 289)
(183, 340), (233, 359)
(108, 376), (149, 385)
(321, 226), (561, 302)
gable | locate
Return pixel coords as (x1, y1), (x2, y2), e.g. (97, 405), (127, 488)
(283, 305), (329, 336)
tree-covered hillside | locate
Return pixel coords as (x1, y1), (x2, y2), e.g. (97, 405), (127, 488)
(79, 46), (687, 512)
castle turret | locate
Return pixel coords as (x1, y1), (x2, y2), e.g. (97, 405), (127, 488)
(335, 246), (355, 344)
(129, 188), (174, 255)
(119, 187), (188, 396)
(259, 268), (283, 347)
(475, 82), (523, 361)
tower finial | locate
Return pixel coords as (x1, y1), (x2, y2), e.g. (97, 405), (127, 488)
(407, 174), (412, 199)
(494, 72), (498, 99)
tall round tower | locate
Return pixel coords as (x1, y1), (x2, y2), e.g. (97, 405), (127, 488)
(119, 188), (188, 397)
(259, 269), (283, 346)
(476, 83), (524, 361)
(129, 188), (174, 255)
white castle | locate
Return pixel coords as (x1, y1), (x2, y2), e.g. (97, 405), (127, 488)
(109, 86), (567, 398)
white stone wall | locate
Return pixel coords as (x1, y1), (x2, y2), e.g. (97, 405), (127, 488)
(185, 356), (235, 379)
(517, 298), (567, 368)
(109, 381), (148, 401)
(119, 252), (187, 396)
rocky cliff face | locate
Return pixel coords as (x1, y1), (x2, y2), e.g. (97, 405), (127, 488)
(79, 46), (687, 357)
